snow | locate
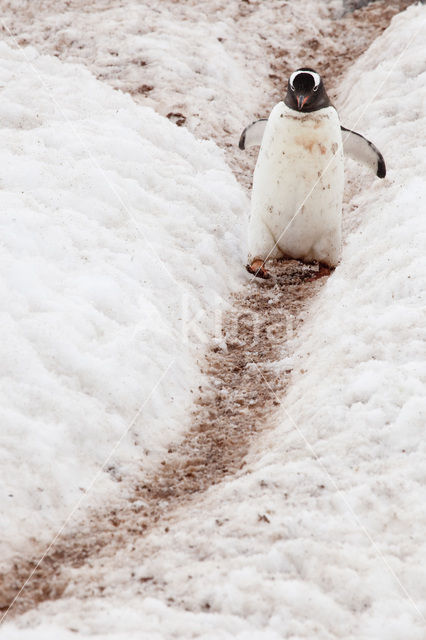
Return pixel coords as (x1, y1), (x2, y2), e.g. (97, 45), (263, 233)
(2, 2), (426, 639)
(0, 0), (343, 181)
(0, 43), (247, 559)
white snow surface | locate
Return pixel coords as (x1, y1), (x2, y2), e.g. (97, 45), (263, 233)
(0, 43), (247, 558)
(2, 4), (426, 640)
(0, 0), (341, 146)
(0, 0), (347, 191)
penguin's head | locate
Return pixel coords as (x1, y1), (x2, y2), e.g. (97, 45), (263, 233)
(284, 68), (331, 113)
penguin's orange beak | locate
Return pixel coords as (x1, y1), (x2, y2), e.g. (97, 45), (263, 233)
(297, 95), (309, 110)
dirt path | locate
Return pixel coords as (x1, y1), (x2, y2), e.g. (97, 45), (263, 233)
(0, 259), (323, 618)
(0, 0), (412, 622)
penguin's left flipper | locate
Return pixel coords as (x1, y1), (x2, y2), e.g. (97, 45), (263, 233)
(239, 119), (268, 150)
(341, 126), (386, 178)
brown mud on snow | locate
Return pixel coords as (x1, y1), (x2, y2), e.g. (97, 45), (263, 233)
(0, 0), (412, 623)
(143, 261), (324, 500)
(234, 0), (413, 189)
(267, 0), (414, 104)
(0, 0), (414, 189)
(0, 261), (323, 618)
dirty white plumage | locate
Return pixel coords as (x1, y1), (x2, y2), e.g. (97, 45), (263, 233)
(247, 102), (344, 267)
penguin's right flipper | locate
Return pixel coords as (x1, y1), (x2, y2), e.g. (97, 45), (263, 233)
(239, 119), (268, 150)
(341, 126), (386, 178)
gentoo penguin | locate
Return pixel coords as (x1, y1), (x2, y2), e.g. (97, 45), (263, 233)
(240, 68), (386, 279)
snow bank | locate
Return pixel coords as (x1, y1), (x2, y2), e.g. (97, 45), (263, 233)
(0, 0), (340, 158)
(5, 5), (425, 639)
(0, 43), (247, 559)
(255, 4), (426, 636)
(2, 4), (426, 640)
(287, 2), (426, 456)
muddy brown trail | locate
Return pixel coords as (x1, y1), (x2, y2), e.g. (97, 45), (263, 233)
(0, 0), (412, 622)
(0, 261), (322, 617)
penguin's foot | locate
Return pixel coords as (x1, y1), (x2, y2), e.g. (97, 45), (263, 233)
(246, 259), (271, 280)
(306, 263), (335, 281)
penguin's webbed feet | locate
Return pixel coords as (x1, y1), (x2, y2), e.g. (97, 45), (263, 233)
(306, 262), (335, 281)
(246, 259), (271, 279)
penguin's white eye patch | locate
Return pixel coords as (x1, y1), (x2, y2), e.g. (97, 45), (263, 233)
(290, 70), (321, 91)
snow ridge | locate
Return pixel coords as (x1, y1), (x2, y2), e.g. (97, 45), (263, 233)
(0, 42), (247, 559)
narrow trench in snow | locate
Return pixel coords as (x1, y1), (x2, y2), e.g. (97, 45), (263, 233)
(0, 0), (412, 622)
(0, 260), (323, 618)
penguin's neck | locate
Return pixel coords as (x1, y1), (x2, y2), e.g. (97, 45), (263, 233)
(278, 102), (336, 122)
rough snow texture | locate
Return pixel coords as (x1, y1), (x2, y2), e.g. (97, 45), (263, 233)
(0, 0), (316, 178)
(2, 5), (426, 639)
(2, 0), (412, 187)
(0, 0), (349, 570)
(0, 0), (338, 143)
(0, 43), (247, 559)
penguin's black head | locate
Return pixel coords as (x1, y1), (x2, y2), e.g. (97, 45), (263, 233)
(284, 68), (331, 113)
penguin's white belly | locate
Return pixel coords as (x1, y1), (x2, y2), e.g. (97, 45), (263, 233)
(248, 103), (344, 266)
